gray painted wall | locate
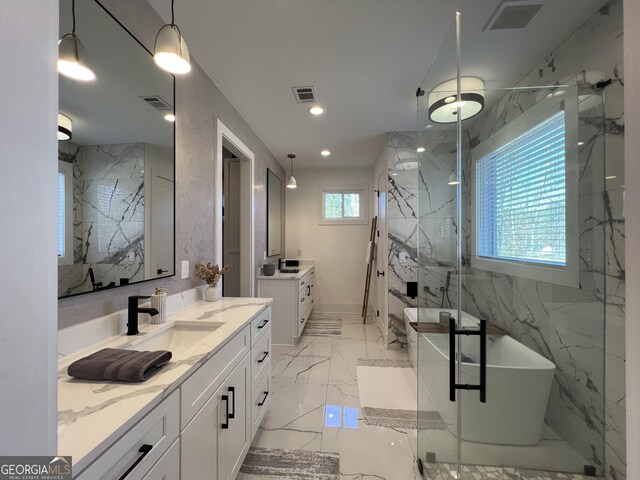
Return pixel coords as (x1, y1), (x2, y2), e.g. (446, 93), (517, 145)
(58, 0), (286, 328)
(0, 0), (58, 454)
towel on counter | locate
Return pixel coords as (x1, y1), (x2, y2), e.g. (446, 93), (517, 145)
(67, 348), (172, 382)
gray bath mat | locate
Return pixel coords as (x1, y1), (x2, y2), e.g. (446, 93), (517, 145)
(302, 316), (342, 337)
(239, 447), (339, 479)
(362, 407), (446, 430)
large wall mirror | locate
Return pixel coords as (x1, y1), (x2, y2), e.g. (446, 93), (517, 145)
(58, 0), (175, 298)
(266, 169), (282, 256)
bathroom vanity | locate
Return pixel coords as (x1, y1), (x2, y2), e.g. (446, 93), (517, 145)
(57, 296), (272, 479)
(258, 264), (314, 345)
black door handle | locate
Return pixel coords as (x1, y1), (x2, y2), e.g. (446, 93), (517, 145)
(118, 444), (153, 480)
(449, 318), (487, 403)
(228, 386), (235, 419)
(377, 270), (385, 277)
(258, 352), (269, 363)
(258, 391), (269, 407)
(221, 394), (230, 429)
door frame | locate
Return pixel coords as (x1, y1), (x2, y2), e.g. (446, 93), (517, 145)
(375, 170), (388, 345)
(215, 119), (255, 297)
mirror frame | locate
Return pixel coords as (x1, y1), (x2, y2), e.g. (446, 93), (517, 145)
(58, 0), (176, 299)
(266, 168), (283, 257)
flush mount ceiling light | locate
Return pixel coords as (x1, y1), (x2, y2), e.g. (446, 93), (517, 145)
(321, 149), (331, 157)
(308, 105), (325, 116)
(286, 154), (297, 189)
(154, 0), (191, 74)
(58, 0), (96, 81)
(164, 113), (176, 122)
(58, 114), (73, 141)
(428, 77), (485, 124)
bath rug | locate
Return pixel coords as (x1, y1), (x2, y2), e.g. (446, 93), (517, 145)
(302, 316), (342, 337)
(357, 359), (443, 429)
(239, 447), (339, 479)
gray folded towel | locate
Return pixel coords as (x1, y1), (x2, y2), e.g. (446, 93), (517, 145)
(67, 348), (172, 382)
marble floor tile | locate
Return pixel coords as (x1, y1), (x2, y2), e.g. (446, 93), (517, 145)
(252, 424), (323, 452)
(326, 383), (360, 409)
(268, 381), (328, 414)
(271, 353), (331, 384)
(341, 324), (384, 342)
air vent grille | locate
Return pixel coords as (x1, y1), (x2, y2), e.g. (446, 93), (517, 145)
(292, 86), (318, 104)
(485, 1), (543, 31)
(139, 95), (173, 112)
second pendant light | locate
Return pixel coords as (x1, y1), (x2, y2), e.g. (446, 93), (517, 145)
(287, 154), (297, 189)
(154, 0), (191, 74)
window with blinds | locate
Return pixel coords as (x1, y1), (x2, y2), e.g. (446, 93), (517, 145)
(476, 110), (567, 267)
(58, 172), (66, 258)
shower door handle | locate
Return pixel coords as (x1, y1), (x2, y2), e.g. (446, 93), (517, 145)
(449, 318), (487, 404)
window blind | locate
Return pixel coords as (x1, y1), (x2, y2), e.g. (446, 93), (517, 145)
(58, 172), (65, 258)
(476, 110), (566, 266)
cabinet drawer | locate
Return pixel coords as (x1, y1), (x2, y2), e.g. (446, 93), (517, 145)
(250, 307), (271, 346)
(141, 438), (179, 480)
(251, 327), (271, 388)
(180, 326), (250, 428)
(251, 363), (271, 439)
(74, 390), (179, 480)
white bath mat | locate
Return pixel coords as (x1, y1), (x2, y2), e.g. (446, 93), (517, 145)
(356, 359), (444, 429)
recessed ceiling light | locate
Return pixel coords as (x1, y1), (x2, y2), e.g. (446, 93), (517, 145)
(416, 147), (426, 153)
(578, 141), (585, 146)
(321, 149), (331, 157)
(606, 175), (617, 180)
(308, 105), (325, 115)
(164, 113), (176, 122)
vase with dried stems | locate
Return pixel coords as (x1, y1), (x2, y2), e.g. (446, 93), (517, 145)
(195, 262), (231, 302)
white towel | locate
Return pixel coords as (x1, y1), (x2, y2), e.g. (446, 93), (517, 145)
(365, 241), (373, 265)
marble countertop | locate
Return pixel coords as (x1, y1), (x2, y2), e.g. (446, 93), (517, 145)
(57, 297), (273, 474)
(257, 266), (313, 280)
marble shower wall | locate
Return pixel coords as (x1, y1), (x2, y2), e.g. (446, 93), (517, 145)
(457, 2), (623, 478)
(58, 142), (146, 296)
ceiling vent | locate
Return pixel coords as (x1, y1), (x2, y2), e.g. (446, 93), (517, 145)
(484, 1), (544, 31)
(292, 86), (318, 104)
(139, 95), (173, 112)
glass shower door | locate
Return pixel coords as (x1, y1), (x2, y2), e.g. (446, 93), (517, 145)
(416, 4), (607, 478)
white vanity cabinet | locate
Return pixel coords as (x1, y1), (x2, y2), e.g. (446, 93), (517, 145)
(258, 268), (314, 345)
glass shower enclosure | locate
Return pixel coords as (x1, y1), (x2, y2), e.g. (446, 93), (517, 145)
(414, 5), (606, 478)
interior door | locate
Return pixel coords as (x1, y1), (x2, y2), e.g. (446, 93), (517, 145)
(223, 158), (241, 297)
(151, 173), (174, 278)
(376, 172), (387, 333)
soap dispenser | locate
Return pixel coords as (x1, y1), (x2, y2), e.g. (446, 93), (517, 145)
(150, 287), (168, 324)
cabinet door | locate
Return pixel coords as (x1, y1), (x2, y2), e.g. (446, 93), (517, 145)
(223, 353), (252, 480)
(141, 439), (180, 480)
(181, 381), (226, 480)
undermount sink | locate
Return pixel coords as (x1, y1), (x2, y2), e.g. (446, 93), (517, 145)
(128, 322), (223, 353)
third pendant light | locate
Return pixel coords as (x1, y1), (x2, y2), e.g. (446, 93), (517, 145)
(287, 154), (297, 189)
(154, 0), (191, 74)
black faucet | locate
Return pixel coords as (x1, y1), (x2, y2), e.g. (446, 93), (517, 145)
(127, 296), (159, 335)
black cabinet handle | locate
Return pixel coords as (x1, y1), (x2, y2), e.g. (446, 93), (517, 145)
(157, 268), (168, 275)
(377, 270), (385, 277)
(449, 318), (487, 403)
(221, 394), (230, 429)
(228, 386), (235, 419)
(118, 444), (153, 480)
(307, 285), (311, 296)
(301, 298), (305, 303)
(258, 391), (269, 407)
(257, 319), (269, 329)
(258, 352), (269, 363)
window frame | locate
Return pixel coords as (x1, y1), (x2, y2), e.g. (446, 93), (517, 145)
(470, 92), (580, 288)
(58, 161), (74, 266)
(318, 184), (369, 225)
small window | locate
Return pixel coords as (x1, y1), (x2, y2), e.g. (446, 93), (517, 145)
(318, 185), (368, 225)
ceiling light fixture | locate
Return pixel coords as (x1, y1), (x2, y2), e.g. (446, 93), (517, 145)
(416, 147), (426, 153)
(428, 77), (484, 124)
(578, 141), (585, 146)
(154, 0), (191, 74)
(448, 171), (460, 185)
(286, 154), (297, 189)
(321, 150), (331, 157)
(308, 105), (325, 116)
(164, 113), (176, 122)
(58, 0), (96, 81)
(606, 175), (617, 180)
(58, 114), (73, 141)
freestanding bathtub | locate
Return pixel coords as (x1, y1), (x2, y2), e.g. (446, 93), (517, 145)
(404, 307), (556, 446)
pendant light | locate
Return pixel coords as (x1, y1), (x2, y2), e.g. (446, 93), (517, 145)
(58, 0), (96, 81)
(154, 0), (191, 74)
(58, 114), (73, 141)
(286, 154), (297, 189)
(448, 170), (460, 186)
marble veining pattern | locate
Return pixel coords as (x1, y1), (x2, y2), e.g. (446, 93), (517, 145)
(57, 297), (272, 473)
